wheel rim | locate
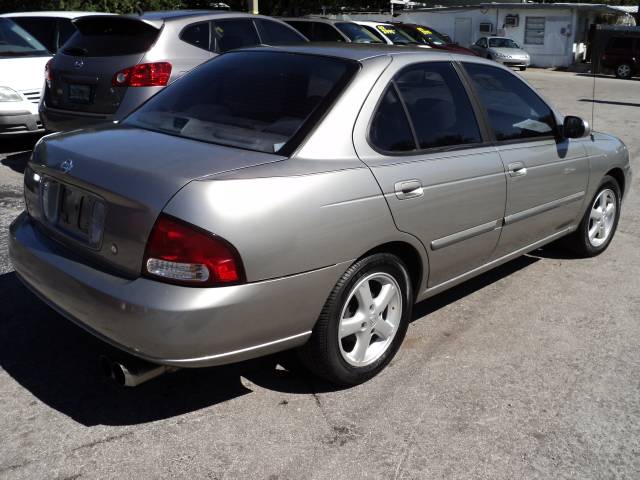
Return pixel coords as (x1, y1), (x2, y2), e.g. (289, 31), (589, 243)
(618, 64), (631, 77)
(588, 188), (616, 247)
(338, 272), (402, 367)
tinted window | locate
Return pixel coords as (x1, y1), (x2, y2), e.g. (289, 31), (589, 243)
(370, 87), (416, 152)
(395, 62), (482, 150)
(0, 18), (49, 57)
(181, 22), (210, 51)
(476, 38), (487, 48)
(57, 19), (76, 50)
(362, 25), (387, 43)
(256, 19), (306, 44)
(285, 21), (312, 39)
(63, 17), (159, 56)
(375, 25), (416, 45)
(335, 22), (383, 43)
(125, 51), (357, 154)
(609, 37), (634, 50)
(489, 38), (519, 48)
(313, 23), (344, 42)
(464, 63), (556, 141)
(11, 17), (56, 52)
(212, 19), (260, 53)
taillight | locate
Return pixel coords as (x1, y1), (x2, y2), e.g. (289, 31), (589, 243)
(112, 62), (172, 87)
(142, 214), (244, 287)
(45, 59), (53, 86)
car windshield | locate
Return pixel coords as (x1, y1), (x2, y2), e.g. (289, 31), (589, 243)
(335, 22), (383, 43)
(375, 25), (417, 45)
(489, 38), (519, 49)
(409, 26), (447, 46)
(125, 51), (358, 154)
(0, 18), (50, 57)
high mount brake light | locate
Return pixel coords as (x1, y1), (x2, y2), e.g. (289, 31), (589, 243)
(112, 62), (172, 87)
(143, 214), (244, 287)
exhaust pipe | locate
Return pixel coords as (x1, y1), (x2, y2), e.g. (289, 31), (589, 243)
(100, 355), (178, 387)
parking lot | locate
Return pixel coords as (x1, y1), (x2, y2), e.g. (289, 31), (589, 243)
(0, 69), (639, 479)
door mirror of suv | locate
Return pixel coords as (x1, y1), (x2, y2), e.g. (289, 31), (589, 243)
(563, 115), (591, 138)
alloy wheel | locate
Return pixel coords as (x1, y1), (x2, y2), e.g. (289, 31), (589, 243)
(588, 188), (617, 247)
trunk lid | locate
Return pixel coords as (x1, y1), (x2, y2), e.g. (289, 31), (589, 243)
(26, 125), (285, 277)
(44, 16), (162, 115)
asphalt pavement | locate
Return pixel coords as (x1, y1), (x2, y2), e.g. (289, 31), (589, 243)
(0, 69), (639, 479)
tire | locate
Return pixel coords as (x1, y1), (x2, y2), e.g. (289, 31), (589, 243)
(519, 66), (527, 71)
(298, 253), (413, 386)
(486, 54), (493, 60)
(615, 63), (633, 79)
(564, 175), (621, 257)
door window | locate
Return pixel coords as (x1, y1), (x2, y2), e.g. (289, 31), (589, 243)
(608, 37), (633, 51)
(313, 23), (344, 42)
(180, 21), (211, 51)
(255, 19), (306, 45)
(476, 37), (487, 48)
(57, 19), (76, 51)
(212, 19), (260, 53)
(394, 62), (482, 150)
(464, 63), (556, 141)
(11, 17), (56, 53)
(284, 21), (312, 39)
(370, 87), (416, 152)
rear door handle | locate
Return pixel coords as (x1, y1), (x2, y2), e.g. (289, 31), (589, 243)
(508, 162), (528, 177)
(394, 179), (423, 200)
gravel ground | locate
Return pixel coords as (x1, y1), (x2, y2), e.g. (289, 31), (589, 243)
(0, 69), (639, 480)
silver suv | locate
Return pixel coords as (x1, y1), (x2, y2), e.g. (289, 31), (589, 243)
(40, 10), (306, 132)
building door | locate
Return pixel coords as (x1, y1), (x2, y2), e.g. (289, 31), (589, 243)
(454, 18), (472, 47)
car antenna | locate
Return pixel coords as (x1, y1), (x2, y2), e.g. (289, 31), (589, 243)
(590, 56), (596, 139)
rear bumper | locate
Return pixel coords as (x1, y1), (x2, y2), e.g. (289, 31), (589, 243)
(40, 104), (113, 132)
(10, 212), (349, 367)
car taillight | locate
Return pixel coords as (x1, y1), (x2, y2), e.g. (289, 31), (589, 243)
(142, 214), (244, 287)
(45, 59), (53, 86)
(112, 62), (172, 87)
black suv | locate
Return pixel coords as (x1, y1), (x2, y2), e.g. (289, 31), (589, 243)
(601, 35), (639, 79)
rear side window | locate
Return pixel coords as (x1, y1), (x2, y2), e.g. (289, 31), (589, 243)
(464, 63), (556, 141)
(57, 19), (76, 50)
(212, 19), (260, 53)
(608, 37), (634, 50)
(63, 17), (160, 56)
(370, 87), (415, 152)
(181, 22), (211, 51)
(335, 22), (383, 43)
(285, 21), (312, 39)
(125, 51), (358, 154)
(312, 23), (344, 42)
(255, 19), (306, 45)
(394, 62), (482, 150)
(11, 17), (56, 53)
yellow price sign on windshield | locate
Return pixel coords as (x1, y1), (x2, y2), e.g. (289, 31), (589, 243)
(377, 26), (397, 36)
(417, 27), (433, 35)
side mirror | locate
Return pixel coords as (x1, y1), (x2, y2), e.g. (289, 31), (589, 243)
(562, 116), (591, 139)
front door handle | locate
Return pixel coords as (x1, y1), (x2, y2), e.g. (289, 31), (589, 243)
(508, 162), (528, 177)
(394, 179), (423, 200)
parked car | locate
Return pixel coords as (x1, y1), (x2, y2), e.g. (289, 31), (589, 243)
(354, 21), (425, 47)
(10, 45), (631, 387)
(1, 11), (110, 54)
(391, 22), (477, 56)
(0, 18), (51, 135)
(282, 17), (384, 44)
(40, 10), (306, 132)
(601, 35), (639, 79)
(471, 36), (530, 70)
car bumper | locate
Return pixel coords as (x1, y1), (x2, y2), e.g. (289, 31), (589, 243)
(0, 110), (43, 134)
(495, 58), (530, 67)
(39, 104), (114, 132)
(10, 212), (350, 367)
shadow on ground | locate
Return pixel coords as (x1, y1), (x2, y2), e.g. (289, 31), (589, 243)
(0, 248), (565, 427)
(575, 73), (640, 82)
(579, 98), (640, 108)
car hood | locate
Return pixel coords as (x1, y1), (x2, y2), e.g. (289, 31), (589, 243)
(489, 47), (529, 57)
(27, 125), (286, 276)
(0, 55), (50, 91)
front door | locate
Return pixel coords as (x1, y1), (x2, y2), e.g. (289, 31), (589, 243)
(461, 62), (589, 257)
(354, 61), (507, 288)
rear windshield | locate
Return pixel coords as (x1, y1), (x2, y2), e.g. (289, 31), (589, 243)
(125, 51), (359, 154)
(335, 22), (383, 43)
(62, 17), (160, 57)
(0, 18), (49, 57)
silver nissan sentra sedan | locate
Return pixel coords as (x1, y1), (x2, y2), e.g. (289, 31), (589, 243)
(9, 45), (632, 386)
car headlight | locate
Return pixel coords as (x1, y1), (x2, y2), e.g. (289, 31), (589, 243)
(0, 86), (23, 102)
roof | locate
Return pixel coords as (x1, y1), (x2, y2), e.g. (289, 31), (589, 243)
(354, 20), (393, 27)
(411, 3), (632, 15)
(136, 10), (234, 21)
(279, 17), (350, 24)
(2, 11), (111, 19)
(241, 43), (464, 62)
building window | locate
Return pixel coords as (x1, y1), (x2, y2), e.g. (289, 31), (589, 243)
(525, 17), (545, 45)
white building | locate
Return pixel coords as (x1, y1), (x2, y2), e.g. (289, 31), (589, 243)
(346, 3), (635, 68)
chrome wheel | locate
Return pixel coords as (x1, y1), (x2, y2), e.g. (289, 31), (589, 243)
(617, 64), (632, 78)
(588, 188), (616, 247)
(338, 272), (402, 367)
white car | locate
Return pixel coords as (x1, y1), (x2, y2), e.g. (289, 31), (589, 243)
(0, 18), (51, 135)
(354, 21), (430, 48)
(2, 11), (109, 53)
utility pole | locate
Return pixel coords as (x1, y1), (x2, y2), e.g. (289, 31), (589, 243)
(248, 0), (259, 14)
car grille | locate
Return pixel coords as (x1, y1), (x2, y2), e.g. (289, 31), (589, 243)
(21, 90), (41, 104)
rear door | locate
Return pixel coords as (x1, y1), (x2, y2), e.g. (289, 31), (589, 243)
(46, 16), (161, 115)
(462, 62), (589, 257)
(354, 61), (507, 287)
